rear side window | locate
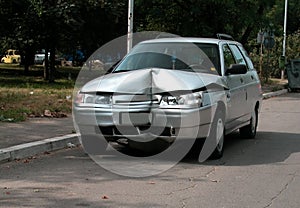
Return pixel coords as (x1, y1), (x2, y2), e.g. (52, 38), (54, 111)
(229, 45), (247, 68)
(222, 45), (236, 69)
(238, 45), (254, 70)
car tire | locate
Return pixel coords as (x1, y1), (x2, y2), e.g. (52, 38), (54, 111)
(209, 107), (225, 159)
(240, 108), (258, 139)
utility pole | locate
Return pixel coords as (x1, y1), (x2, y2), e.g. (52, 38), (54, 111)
(282, 0), (288, 80)
(127, 0), (134, 54)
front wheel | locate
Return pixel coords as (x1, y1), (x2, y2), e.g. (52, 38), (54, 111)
(240, 108), (258, 139)
(198, 105), (225, 161)
(209, 108), (225, 159)
(210, 116), (225, 159)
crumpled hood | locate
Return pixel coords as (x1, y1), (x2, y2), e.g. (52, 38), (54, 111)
(81, 68), (226, 94)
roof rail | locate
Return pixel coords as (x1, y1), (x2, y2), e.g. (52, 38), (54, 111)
(216, 33), (235, 41)
(155, 33), (178, 39)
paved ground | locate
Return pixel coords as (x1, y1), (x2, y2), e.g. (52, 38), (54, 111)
(0, 116), (75, 149)
(0, 93), (299, 208)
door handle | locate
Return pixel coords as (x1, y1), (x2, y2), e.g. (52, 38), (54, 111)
(240, 78), (244, 83)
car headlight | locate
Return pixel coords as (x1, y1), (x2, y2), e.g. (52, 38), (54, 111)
(75, 92), (112, 105)
(160, 92), (203, 107)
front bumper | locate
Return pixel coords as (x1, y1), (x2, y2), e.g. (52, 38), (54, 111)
(73, 105), (214, 143)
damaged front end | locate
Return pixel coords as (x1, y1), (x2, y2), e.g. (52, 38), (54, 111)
(73, 68), (227, 150)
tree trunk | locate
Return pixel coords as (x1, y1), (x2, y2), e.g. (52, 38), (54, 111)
(23, 46), (35, 75)
(24, 63), (29, 75)
(44, 48), (49, 80)
(240, 25), (253, 46)
(49, 47), (56, 83)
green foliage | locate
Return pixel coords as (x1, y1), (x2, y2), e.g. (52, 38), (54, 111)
(0, 0), (299, 83)
(250, 30), (300, 79)
(0, 0), (126, 78)
(135, 0), (276, 44)
(286, 31), (300, 59)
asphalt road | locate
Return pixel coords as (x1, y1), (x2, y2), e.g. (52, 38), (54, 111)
(1, 93), (300, 208)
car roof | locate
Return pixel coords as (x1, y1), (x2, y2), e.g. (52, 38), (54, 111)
(139, 37), (240, 45)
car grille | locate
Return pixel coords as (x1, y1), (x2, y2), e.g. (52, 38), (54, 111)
(113, 94), (161, 107)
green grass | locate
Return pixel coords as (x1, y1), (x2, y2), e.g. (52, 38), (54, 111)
(261, 77), (288, 92)
(0, 64), (78, 122)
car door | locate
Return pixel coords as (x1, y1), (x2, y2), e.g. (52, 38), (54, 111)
(237, 44), (262, 115)
(222, 44), (247, 130)
(229, 44), (257, 122)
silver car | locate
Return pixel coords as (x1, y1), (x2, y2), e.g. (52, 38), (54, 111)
(74, 37), (262, 159)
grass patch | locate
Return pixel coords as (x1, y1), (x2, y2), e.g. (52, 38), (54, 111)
(0, 108), (30, 122)
(0, 87), (73, 122)
(0, 64), (77, 122)
(261, 78), (288, 93)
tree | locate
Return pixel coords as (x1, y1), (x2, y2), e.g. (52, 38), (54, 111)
(1, 0), (299, 83)
(36, 0), (83, 82)
(74, 0), (127, 56)
(0, 0), (39, 73)
(135, 0), (276, 45)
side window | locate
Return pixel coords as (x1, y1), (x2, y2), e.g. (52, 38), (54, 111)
(238, 45), (254, 70)
(222, 45), (236, 69)
(229, 44), (247, 68)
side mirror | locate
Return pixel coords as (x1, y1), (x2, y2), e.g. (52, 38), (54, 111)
(225, 64), (247, 75)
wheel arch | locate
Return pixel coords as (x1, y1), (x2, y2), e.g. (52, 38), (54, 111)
(255, 100), (260, 113)
(216, 100), (226, 119)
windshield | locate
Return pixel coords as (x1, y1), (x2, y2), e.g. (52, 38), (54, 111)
(113, 42), (220, 75)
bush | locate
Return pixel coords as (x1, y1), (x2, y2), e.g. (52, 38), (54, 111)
(249, 30), (300, 80)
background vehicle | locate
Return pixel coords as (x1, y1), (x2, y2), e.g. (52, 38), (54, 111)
(34, 50), (63, 66)
(1, 49), (21, 64)
(34, 50), (49, 65)
(63, 49), (86, 67)
(74, 36), (262, 159)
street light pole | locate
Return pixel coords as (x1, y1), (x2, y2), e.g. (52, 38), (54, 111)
(282, 0), (288, 79)
(127, 0), (134, 54)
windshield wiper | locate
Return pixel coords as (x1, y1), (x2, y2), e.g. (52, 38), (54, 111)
(112, 69), (134, 73)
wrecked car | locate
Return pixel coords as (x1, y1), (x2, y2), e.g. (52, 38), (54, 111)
(74, 36), (262, 159)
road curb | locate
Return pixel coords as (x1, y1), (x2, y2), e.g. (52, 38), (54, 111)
(263, 89), (288, 99)
(0, 134), (79, 163)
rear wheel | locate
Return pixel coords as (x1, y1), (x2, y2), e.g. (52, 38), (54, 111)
(240, 108), (258, 139)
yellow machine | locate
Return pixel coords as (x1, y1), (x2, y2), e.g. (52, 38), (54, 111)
(1, 49), (21, 64)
